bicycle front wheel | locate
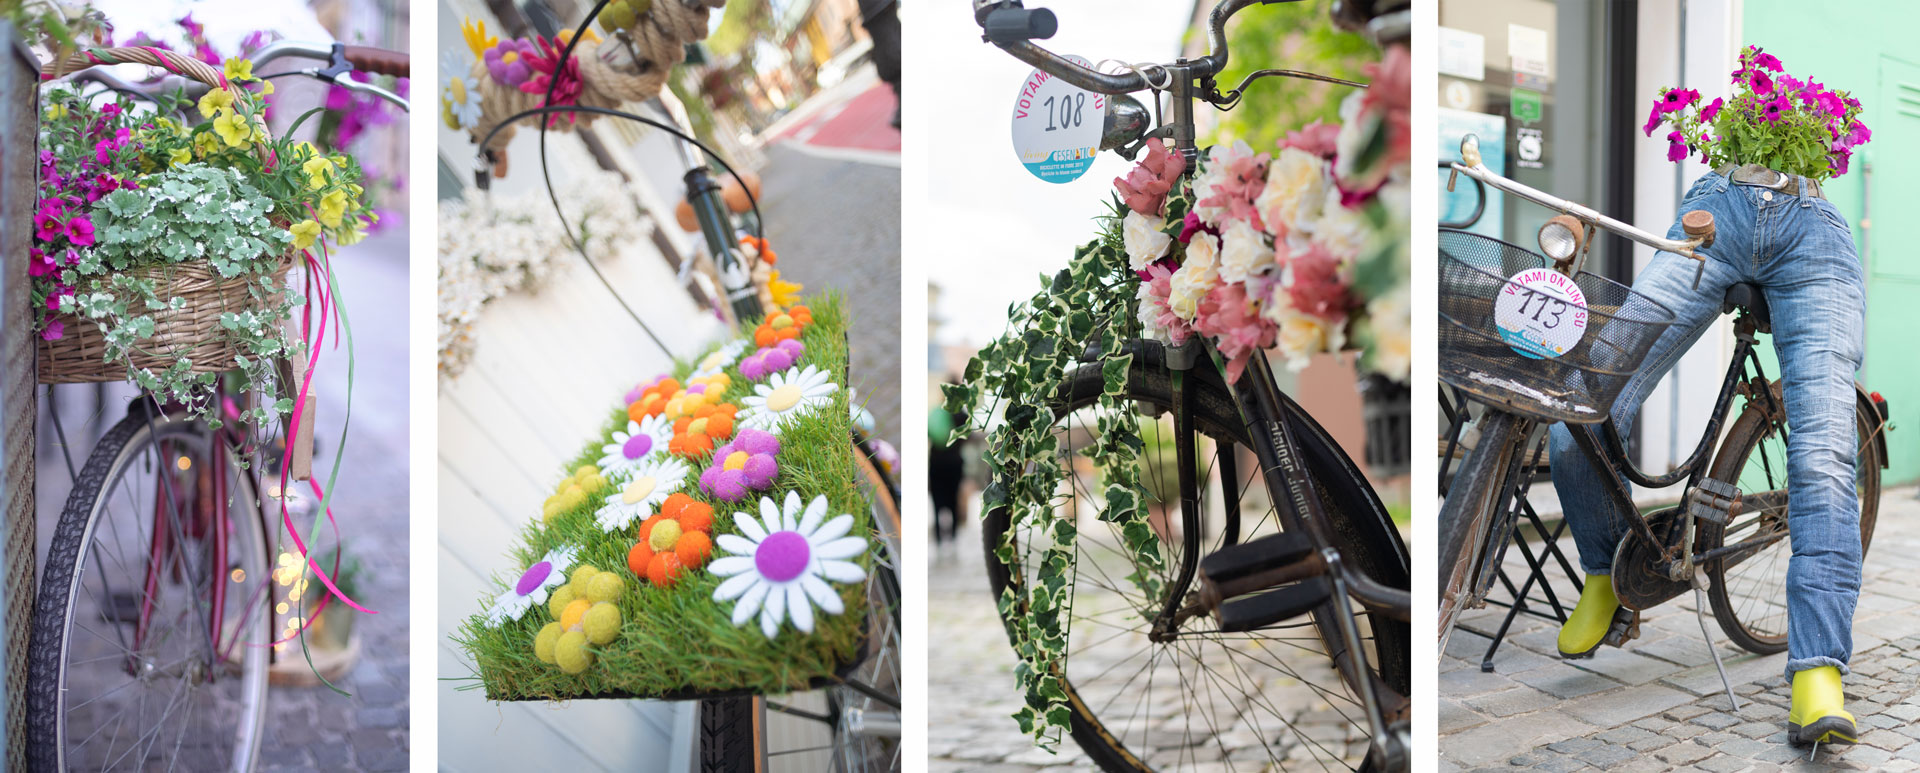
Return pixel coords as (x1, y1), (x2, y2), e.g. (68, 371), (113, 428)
(27, 406), (272, 772)
(1435, 408), (1533, 654)
(983, 351), (1409, 772)
(1702, 386), (1882, 655)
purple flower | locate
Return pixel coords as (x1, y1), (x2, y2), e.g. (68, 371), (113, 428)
(40, 320), (63, 341)
(741, 339), (805, 380)
(698, 429), (782, 501)
(484, 40), (537, 87)
(1830, 148), (1852, 176)
(1642, 103), (1663, 136)
(1178, 210), (1216, 244)
(65, 217), (95, 247)
(1665, 131), (1689, 163)
(1700, 97), (1724, 123)
(1752, 50), (1782, 72)
(1748, 70), (1773, 95)
(26, 248), (54, 278)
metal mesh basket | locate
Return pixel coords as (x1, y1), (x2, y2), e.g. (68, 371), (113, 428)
(1438, 229), (1676, 424)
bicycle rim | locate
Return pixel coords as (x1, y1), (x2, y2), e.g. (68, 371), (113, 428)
(1704, 394), (1881, 655)
(30, 410), (271, 771)
(1435, 409), (1531, 654)
(985, 358), (1408, 771)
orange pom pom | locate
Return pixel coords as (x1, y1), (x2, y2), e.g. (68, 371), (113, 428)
(627, 541), (653, 576)
(754, 327), (776, 347)
(705, 412), (735, 441)
(637, 514), (666, 543)
(660, 492), (696, 518)
(647, 552), (685, 587)
(676, 531), (712, 568)
(670, 433), (713, 458)
(676, 501), (715, 533)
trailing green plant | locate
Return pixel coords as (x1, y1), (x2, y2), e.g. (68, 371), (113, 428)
(940, 195), (1165, 750)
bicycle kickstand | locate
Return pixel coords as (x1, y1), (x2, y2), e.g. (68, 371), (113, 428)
(1686, 479), (1743, 712)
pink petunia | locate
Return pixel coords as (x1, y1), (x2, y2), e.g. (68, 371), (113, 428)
(1666, 131), (1689, 162)
(40, 320), (63, 341)
(65, 216), (95, 247)
(1700, 97), (1723, 123)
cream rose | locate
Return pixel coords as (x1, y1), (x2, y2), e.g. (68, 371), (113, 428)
(1190, 140), (1257, 224)
(1311, 186), (1371, 262)
(1254, 147), (1330, 238)
(1216, 219), (1270, 284)
(1364, 286), (1411, 382)
(1264, 289), (1346, 372)
(1122, 210), (1172, 272)
(1169, 233), (1220, 320)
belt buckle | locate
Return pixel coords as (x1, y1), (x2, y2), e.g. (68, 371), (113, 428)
(1766, 169), (1788, 191)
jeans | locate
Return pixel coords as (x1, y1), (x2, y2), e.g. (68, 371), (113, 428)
(1548, 169), (1866, 679)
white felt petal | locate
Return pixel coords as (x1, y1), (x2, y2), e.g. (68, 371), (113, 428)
(817, 560), (867, 584)
(797, 496), (827, 537)
(713, 570), (760, 600)
(808, 514), (854, 544)
(716, 535), (758, 557)
(764, 580), (788, 629)
(735, 510), (768, 542)
(812, 537), (867, 561)
(733, 581), (770, 626)
(801, 573), (843, 616)
(783, 490), (804, 529)
(760, 605), (779, 639)
(787, 584), (814, 633)
(760, 497), (784, 533)
(709, 556), (757, 579)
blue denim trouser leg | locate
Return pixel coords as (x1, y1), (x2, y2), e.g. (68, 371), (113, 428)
(1546, 171), (1865, 679)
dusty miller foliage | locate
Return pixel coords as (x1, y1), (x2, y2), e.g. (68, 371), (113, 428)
(940, 195), (1185, 748)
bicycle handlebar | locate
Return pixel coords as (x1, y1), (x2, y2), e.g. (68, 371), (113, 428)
(975, 0), (1299, 95)
(341, 46), (410, 78)
(54, 41), (410, 113)
(1449, 135), (1706, 261)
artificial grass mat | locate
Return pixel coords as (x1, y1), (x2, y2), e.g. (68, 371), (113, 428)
(453, 293), (875, 701)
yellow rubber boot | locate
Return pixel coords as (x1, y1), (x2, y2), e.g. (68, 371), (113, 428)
(1556, 575), (1619, 658)
(1788, 666), (1856, 746)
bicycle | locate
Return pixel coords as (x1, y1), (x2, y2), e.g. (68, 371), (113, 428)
(460, 4), (900, 767)
(969, 1), (1411, 769)
(27, 40), (408, 772)
(1436, 134), (1890, 697)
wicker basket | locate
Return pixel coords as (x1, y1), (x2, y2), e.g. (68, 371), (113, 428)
(32, 46), (296, 385)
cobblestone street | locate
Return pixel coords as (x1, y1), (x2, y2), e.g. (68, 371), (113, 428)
(1440, 485), (1920, 772)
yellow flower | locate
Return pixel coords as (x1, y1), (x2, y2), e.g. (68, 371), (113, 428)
(44, 102), (66, 121)
(197, 88), (234, 119)
(337, 219), (369, 245)
(302, 155), (335, 189)
(556, 28), (602, 45)
(212, 109), (255, 148)
(168, 147), (192, 167)
(256, 80), (275, 96)
(289, 219), (323, 251)
(348, 183), (364, 197)
(150, 116), (182, 136)
(768, 270), (802, 308)
(193, 130), (222, 157)
(224, 58), (254, 82)
(318, 190), (348, 228)
(461, 18), (497, 59)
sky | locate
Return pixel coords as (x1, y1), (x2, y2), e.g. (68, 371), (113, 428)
(922, 1), (1191, 348)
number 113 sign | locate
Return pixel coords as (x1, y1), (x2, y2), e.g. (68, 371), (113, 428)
(1495, 268), (1589, 359)
(1010, 55), (1106, 184)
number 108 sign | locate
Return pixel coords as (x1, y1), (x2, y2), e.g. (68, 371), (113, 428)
(1494, 268), (1589, 359)
(1010, 55), (1106, 184)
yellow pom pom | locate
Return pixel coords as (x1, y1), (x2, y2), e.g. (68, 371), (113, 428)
(574, 464), (599, 480)
(534, 622), (562, 664)
(555, 630), (593, 674)
(541, 497), (565, 524)
(547, 585), (576, 619)
(560, 599), (592, 630)
(583, 602), (622, 645)
(578, 472), (608, 494)
(648, 519), (684, 552)
(558, 487), (589, 512)
(584, 571), (625, 604)
(569, 566), (600, 596)
(555, 476), (576, 495)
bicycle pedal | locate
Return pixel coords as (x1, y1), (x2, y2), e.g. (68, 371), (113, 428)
(1686, 478), (1740, 525)
(1198, 531), (1314, 586)
(1216, 576), (1331, 632)
(1601, 608), (1640, 648)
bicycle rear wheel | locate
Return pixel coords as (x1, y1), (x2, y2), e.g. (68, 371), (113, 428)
(983, 352), (1409, 772)
(27, 406), (272, 771)
(1436, 408), (1534, 653)
(1702, 387), (1882, 655)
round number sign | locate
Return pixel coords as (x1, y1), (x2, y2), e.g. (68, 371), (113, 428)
(1010, 55), (1106, 184)
(1494, 268), (1589, 359)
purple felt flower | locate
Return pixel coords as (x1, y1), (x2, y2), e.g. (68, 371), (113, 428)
(741, 339), (805, 380)
(699, 429), (782, 501)
(484, 40), (537, 87)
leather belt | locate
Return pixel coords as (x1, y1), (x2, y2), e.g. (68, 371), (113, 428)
(1714, 163), (1825, 201)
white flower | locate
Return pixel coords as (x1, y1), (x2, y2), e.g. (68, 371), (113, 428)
(1265, 290), (1346, 372)
(1333, 90), (1373, 182)
(710, 492), (868, 638)
(1364, 286), (1411, 382)
(1312, 186), (1371, 263)
(1169, 233), (1220, 320)
(692, 340), (750, 379)
(1190, 140), (1257, 223)
(598, 414), (674, 480)
(1137, 280), (1169, 342)
(1122, 211), (1172, 272)
(1255, 147), (1330, 238)
(594, 456), (691, 532)
(440, 52), (484, 132)
(483, 545), (579, 626)
(740, 364), (840, 434)
(1216, 219), (1270, 284)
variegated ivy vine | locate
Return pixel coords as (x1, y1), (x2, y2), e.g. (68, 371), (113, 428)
(941, 192), (1192, 748)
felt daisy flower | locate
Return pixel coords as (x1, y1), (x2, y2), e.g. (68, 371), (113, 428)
(440, 51), (484, 132)
(698, 430), (781, 501)
(740, 365), (840, 434)
(594, 455), (691, 532)
(691, 340), (750, 379)
(740, 339), (805, 381)
(599, 414), (673, 480)
(485, 545), (580, 626)
(711, 492), (868, 637)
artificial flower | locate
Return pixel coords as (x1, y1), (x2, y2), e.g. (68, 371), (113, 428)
(628, 493), (716, 586)
(1215, 218), (1270, 285)
(1264, 290), (1346, 372)
(1168, 232), (1221, 320)
(739, 365), (839, 434)
(752, 305), (813, 347)
(1114, 138), (1184, 216)
(1280, 121), (1341, 158)
(1136, 262), (1192, 346)
(441, 51), (485, 132)
(1194, 282), (1276, 384)
(741, 339), (805, 381)
(1122, 210), (1172, 273)
(627, 375), (681, 420)
(1363, 286), (1412, 382)
(542, 464), (609, 523)
(599, 414), (675, 480)
(593, 454), (691, 532)
(668, 403), (739, 457)
(1255, 147), (1330, 238)
(698, 430), (781, 501)
(484, 545), (580, 626)
(462, 18), (498, 59)
(691, 340), (750, 379)
(710, 492), (868, 638)
(483, 39), (536, 87)
(1190, 140), (1269, 230)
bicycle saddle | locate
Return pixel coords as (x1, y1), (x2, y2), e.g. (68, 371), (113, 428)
(1721, 282), (1771, 333)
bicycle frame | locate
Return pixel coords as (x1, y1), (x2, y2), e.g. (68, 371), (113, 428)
(650, 90), (764, 325)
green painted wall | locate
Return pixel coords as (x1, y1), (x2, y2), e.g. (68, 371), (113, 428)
(1744, 0), (1920, 486)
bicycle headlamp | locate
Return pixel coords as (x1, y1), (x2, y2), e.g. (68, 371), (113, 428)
(1537, 215), (1584, 263)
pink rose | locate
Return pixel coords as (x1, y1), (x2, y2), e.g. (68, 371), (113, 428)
(1113, 138), (1184, 217)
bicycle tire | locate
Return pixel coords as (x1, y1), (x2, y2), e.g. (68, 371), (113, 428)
(983, 352), (1409, 773)
(1435, 409), (1532, 653)
(1701, 388), (1882, 655)
(28, 407), (271, 772)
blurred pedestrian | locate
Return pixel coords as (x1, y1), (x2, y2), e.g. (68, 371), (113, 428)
(929, 404), (964, 543)
(857, 0), (901, 127)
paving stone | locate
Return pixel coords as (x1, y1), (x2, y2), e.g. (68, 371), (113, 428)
(1692, 712), (1741, 730)
(1573, 649), (1683, 686)
(1563, 684), (1695, 727)
(1596, 726), (1656, 746)
(1544, 738), (1604, 755)
(1693, 756), (1753, 773)
(1441, 699), (1489, 734)
(1442, 666), (1527, 697)
(1533, 756), (1588, 773)
(1582, 744), (1636, 769)
(1512, 666), (1624, 700)
(1467, 686), (1562, 718)
(1664, 705), (1712, 721)
(1655, 741), (1713, 765)
(1729, 722), (1777, 739)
